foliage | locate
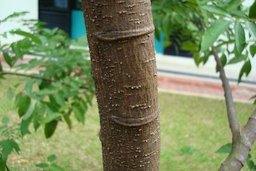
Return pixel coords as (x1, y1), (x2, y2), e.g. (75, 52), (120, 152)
(0, 12), (94, 170)
(215, 143), (232, 154)
(153, 0), (256, 169)
(247, 154), (256, 171)
(0, 117), (20, 171)
(36, 154), (65, 171)
(152, 0), (256, 83)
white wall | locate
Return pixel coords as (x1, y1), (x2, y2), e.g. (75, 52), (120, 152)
(0, 0), (38, 43)
(244, 0), (254, 7)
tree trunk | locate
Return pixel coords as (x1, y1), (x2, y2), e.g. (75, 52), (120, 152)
(82, 1), (160, 170)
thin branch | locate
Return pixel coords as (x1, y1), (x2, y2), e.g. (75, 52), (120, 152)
(212, 44), (256, 171)
(0, 71), (53, 82)
(243, 109), (256, 144)
(212, 48), (240, 138)
(0, 71), (90, 90)
(215, 40), (234, 49)
(219, 109), (256, 171)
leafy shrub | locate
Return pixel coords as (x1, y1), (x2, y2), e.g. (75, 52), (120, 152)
(0, 12), (94, 170)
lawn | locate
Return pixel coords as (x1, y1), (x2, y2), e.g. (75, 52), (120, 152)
(0, 76), (255, 171)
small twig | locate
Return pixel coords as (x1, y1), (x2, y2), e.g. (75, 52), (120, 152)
(0, 71), (90, 90)
(215, 40), (234, 49)
(0, 71), (53, 82)
(212, 48), (240, 138)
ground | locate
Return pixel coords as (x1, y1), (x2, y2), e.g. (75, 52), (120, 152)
(0, 76), (255, 171)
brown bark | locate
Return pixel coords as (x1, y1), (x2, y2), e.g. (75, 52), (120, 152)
(213, 49), (256, 171)
(219, 109), (256, 171)
(212, 49), (240, 138)
(81, 1), (160, 170)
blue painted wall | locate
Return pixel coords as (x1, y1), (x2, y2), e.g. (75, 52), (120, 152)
(154, 35), (164, 54)
(71, 10), (86, 39)
(71, 10), (164, 53)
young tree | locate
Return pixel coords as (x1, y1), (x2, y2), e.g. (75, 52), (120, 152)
(153, 1), (256, 170)
(82, 0), (160, 170)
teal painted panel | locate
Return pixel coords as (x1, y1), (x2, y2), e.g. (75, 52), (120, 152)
(71, 10), (163, 54)
(154, 36), (164, 54)
(71, 10), (86, 39)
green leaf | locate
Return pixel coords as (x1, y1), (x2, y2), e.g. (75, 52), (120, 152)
(193, 54), (201, 66)
(32, 103), (45, 131)
(229, 10), (246, 18)
(48, 95), (61, 112)
(163, 14), (171, 36)
(73, 100), (87, 124)
(201, 5), (229, 16)
(10, 30), (41, 44)
(0, 11), (28, 23)
(24, 80), (34, 94)
(33, 114), (41, 131)
(45, 102), (59, 114)
(49, 163), (65, 171)
(224, 0), (241, 11)
(3, 52), (13, 67)
(0, 139), (20, 162)
(43, 113), (62, 124)
(63, 113), (72, 129)
(201, 20), (230, 51)
(249, 1), (256, 19)
(181, 41), (197, 52)
(11, 42), (23, 59)
(85, 93), (93, 106)
(44, 120), (58, 138)
(216, 143), (232, 154)
(0, 158), (5, 171)
(0, 63), (3, 72)
(246, 22), (256, 38)
(216, 54), (227, 72)
(52, 93), (65, 106)
(17, 38), (33, 49)
(36, 163), (49, 169)
(220, 54), (227, 67)
(238, 60), (252, 82)
(22, 99), (36, 120)
(20, 117), (31, 136)
(47, 154), (57, 162)
(16, 93), (31, 117)
(235, 22), (246, 54)
(155, 27), (161, 41)
(246, 154), (256, 170)
(228, 55), (245, 64)
(250, 45), (256, 57)
(74, 108), (85, 124)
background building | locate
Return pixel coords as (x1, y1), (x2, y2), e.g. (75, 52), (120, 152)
(0, 0), (255, 86)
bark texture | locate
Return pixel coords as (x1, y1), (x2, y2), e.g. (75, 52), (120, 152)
(219, 110), (256, 171)
(82, 1), (160, 170)
(213, 49), (256, 171)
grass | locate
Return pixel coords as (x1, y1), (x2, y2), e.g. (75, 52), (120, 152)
(0, 76), (255, 171)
